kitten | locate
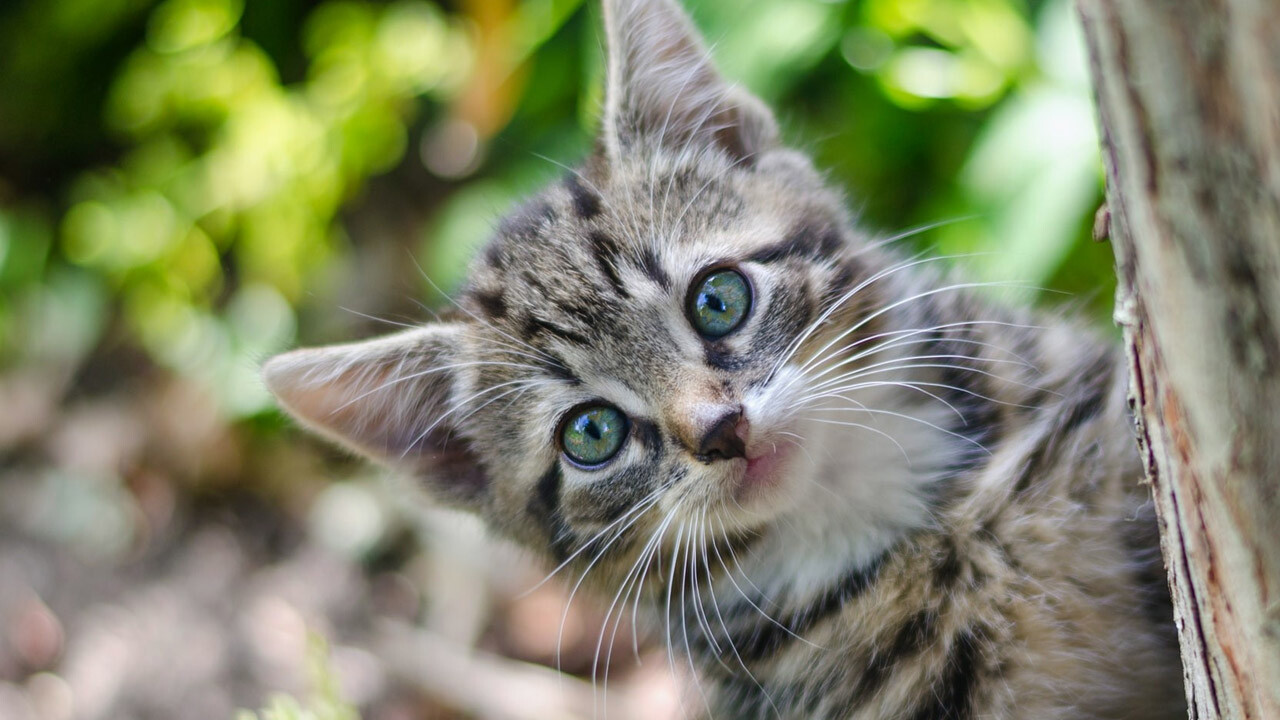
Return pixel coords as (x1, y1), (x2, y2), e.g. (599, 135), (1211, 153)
(263, 0), (1186, 717)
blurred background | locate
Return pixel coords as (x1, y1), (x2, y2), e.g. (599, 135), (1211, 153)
(0, 0), (1115, 717)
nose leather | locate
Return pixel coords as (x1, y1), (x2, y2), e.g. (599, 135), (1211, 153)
(695, 408), (747, 463)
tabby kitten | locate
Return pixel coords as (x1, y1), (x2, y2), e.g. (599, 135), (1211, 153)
(263, 0), (1185, 717)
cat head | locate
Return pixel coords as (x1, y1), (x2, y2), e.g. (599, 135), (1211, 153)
(264, 0), (939, 573)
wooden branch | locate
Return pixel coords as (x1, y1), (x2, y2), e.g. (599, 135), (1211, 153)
(1076, 1), (1280, 718)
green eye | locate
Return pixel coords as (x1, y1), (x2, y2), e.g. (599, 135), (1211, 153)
(560, 405), (628, 467)
(690, 269), (751, 338)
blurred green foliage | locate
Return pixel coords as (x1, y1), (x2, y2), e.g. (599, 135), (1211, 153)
(235, 634), (362, 720)
(0, 0), (1113, 421)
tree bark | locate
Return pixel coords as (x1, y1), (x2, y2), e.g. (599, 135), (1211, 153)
(1076, 1), (1280, 718)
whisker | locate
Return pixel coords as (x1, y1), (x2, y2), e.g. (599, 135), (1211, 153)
(853, 215), (982, 257)
(409, 253), (566, 367)
(338, 305), (420, 330)
(766, 250), (941, 383)
(791, 280), (1045, 382)
(594, 503), (675, 716)
(664, 523), (688, 717)
(521, 482), (672, 597)
(557, 490), (667, 674)
(706, 509), (787, 719)
(328, 359), (541, 415)
(792, 323), (1043, 391)
(801, 352), (1033, 397)
(689, 511), (726, 662)
(801, 379), (1037, 415)
(678, 518), (716, 719)
(401, 377), (553, 458)
(711, 515), (824, 651)
(804, 360), (1055, 401)
(805, 408), (991, 455)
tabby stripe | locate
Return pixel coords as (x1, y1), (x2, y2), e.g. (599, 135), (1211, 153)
(822, 261), (859, 307)
(717, 676), (800, 720)
(539, 352), (579, 383)
(1121, 501), (1177, 631)
(918, 300), (1001, 482)
(482, 242), (507, 270)
(472, 288), (507, 319)
(732, 552), (887, 664)
(1012, 351), (1111, 496)
(565, 175), (602, 219)
(637, 247), (672, 289)
(499, 199), (557, 240)
(840, 608), (941, 710)
(587, 231), (630, 298)
(905, 627), (986, 720)
(748, 221), (843, 265)
(529, 464), (575, 562)
(704, 342), (746, 371)
(522, 315), (591, 346)
(632, 418), (663, 453)
(717, 611), (946, 720)
(1058, 350), (1112, 435)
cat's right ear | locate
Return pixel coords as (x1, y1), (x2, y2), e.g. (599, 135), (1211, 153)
(599, 0), (777, 163)
(262, 325), (489, 510)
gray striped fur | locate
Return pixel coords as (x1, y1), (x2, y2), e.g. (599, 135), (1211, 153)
(263, 0), (1184, 717)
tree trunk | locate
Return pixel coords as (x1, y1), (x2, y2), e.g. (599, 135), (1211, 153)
(1075, 1), (1280, 718)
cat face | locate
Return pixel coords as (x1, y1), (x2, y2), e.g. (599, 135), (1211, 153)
(264, 0), (942, 581)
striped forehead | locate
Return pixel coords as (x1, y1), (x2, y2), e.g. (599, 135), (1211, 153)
(465, 210), (670, 380)
(460, 150), (844, 388)
(463, 161), (753, 348)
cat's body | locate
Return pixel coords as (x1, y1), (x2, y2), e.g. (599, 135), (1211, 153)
(263, 0), (1185, 717)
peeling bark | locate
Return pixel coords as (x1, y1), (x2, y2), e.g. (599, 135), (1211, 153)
(1076, 1), (1280, 718)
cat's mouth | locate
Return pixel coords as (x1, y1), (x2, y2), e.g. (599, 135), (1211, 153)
(734, 443), (792, 503)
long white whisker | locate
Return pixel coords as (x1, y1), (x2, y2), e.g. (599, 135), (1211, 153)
(678, 518), (715, 719)
(800, 353), (1032, 398)
(799, 380), (966, 422)
(707, 509), (786, 719)
(790, 324), (1043, 394)
(805, 408), (991, 454)
(803, 360), (1052, 400)
(712, 516), (825, 651)
(800, 379), (1036, 415)
(633, 505), (679, 661)
(522, 482), (671, 597)
(328, 359), (540, 415)
(338, 306), (420, 330)
(766, 250), (945, 383)
(689, 511), (726, 663)
(793, 280), (1048, 387)
(554, 489), (670, 674)
(853, 216), (982, 258)
(664, 523), (687, 717)
(401, 378), (552, 458)
(410, 254), (565, 367)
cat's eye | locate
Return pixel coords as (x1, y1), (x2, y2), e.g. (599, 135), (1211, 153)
(689, 268), (752, 339)
(560, 404), (628, 467)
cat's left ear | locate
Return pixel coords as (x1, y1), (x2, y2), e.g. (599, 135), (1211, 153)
(600, 0), (777, 163)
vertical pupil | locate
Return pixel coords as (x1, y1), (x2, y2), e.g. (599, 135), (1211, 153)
(585, 419), (602, 441)
(707, 292), (725, 313)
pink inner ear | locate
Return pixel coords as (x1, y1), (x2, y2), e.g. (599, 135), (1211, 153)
(263, 346), (409, 452)
(262, 325), (493, 508)
(260, 330), (447, 461)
